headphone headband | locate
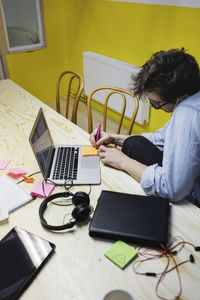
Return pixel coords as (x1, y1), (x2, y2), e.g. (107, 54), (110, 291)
(39, 191), (91, 231)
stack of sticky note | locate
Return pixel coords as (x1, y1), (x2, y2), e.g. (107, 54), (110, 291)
(30, 182), (55, 198)
(8, 167), (27, 178)
(105, 240), (138, 269)
(81, 146), (98, 156)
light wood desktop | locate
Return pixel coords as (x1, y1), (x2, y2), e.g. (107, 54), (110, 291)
(0, 79), (200, 300)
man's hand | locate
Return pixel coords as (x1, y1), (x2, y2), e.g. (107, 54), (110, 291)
(98, 145), (127, 170)
(89, 129), (114, 148)
(98, 145), (148, 183)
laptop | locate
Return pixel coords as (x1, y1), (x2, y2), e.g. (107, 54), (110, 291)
(29, 108), (101, 185)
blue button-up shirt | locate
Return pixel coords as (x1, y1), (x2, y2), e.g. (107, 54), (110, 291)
(141, 91), (200, 203)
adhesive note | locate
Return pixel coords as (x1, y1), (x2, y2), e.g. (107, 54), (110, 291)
(104, 240), (138, 269)
(30, 182), (55, 198)
(0, 159), (10, 170)
(8, 167), (27, 175)
(82, 146), (98, 156)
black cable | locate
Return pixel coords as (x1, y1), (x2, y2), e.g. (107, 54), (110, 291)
(17, 170), (41, 184)
(18, 172), (92, 208)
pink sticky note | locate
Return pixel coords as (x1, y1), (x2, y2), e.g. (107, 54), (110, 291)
(30, 182), (55, 198)
(0, 159), (10, 170)
(8, 167), (27, 175)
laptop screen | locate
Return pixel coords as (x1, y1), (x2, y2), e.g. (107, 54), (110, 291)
(29, 109), (54, 179)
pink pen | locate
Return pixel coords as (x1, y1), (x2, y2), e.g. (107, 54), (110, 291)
(96, 123), (101, 142)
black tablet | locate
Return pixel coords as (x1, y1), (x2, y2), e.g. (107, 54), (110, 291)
(0, 227), (55, 300)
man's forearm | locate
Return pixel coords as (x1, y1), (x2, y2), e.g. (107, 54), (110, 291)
(121, 155), (148, 183)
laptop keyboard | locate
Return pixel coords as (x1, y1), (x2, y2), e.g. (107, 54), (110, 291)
(52, 147), (79, 180)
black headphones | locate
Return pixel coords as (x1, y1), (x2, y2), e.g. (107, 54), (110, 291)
(39, 191), (92, 231)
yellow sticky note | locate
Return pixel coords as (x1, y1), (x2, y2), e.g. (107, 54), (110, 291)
(82, 146), (98, 156)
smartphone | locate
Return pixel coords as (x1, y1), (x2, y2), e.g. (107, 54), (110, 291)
(0, 227), (55, 300)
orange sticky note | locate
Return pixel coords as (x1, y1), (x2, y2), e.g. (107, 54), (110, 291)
(82, 146), (98, 156)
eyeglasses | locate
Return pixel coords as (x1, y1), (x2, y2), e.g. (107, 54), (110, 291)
(149, 99), (169, 110)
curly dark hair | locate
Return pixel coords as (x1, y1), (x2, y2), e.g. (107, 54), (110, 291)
(132, 48), (200, 103)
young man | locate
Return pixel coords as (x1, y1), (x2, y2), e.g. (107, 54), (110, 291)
(89, 48), (200, 206)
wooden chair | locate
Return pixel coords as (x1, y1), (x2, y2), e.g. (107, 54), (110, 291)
(87, 86), (139, 135)
(56, 70), (84, 124)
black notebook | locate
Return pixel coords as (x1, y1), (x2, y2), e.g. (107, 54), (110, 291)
(89, 190), (170, 247)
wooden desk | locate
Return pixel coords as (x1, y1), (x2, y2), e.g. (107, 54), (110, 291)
(0, 79), (200, 300)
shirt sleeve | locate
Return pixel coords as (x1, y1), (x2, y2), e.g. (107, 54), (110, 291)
(141, 105), (200, 202)
(142, 121), (170, 151)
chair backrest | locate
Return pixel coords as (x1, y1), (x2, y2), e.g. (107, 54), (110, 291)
(56, 70), (84, 124)
(87, 86), (139, 135)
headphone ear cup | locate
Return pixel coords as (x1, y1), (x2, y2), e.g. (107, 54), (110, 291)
(72, 191), (90, 206)
(72, 203), (91, 222)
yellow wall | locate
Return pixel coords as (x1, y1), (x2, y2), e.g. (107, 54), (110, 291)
(6, 0), (69, 102)
(6, 0), (200, 133)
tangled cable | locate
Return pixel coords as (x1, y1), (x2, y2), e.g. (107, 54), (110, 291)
(132, 236), (200, 300)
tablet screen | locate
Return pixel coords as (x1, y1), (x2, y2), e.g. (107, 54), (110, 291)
(0, 227), (55, 300)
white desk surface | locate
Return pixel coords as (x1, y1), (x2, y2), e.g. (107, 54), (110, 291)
(0, 79), (200, 300)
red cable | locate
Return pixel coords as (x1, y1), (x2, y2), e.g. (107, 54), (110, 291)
(132, 236), (199, 300)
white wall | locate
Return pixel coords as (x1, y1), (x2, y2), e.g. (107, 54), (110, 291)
(108, 0), (200, 8)
(83, 52), (150, 125)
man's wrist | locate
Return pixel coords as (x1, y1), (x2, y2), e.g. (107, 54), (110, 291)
(111, 134), (127, 146)
(110, 133), (116, 144)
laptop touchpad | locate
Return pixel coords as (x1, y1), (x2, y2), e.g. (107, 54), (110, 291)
(81, 157), (98, 168)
